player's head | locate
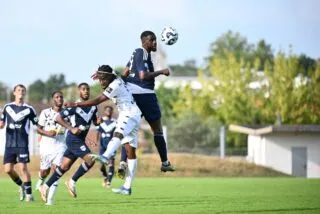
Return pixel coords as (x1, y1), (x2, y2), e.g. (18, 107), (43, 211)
(96, 65), (116, 89)
(78, 82), (90, 100)
(13, 84), (26, 101)
(141, 31), (157, 52)
(51, 91), (64, 108)
(104, 105), (113, 117)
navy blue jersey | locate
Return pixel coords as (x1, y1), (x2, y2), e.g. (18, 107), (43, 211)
(96, 117), (116, 148)
(126, 48), (155, 90)
(60, 105), (98, 140)
(0, 103), (38, 148)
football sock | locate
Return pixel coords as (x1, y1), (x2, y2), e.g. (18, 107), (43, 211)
(24, 181), (32, 195)
(47, 181), (59, 202)
(120, 145), (127, 162)
(107, 164), (115, 183)
(154, 133), (168, 162)
(72, 162), (93, 182)
(100, 164), (107, 178)
(103, 137), (121, 159)
(12, 176), (23, 186)
(123, 159), (137, 189)
(46, 167), (66, 188)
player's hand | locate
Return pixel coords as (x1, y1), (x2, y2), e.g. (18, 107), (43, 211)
(64, 102), (77, 108)
(46, 130), (57, 137)
(0, 121), (4, 129)
(162, 68), (170, 76)
(91, 71), (99, 80)
(96, 117), (102, 124)
(70, 127), (81, 135)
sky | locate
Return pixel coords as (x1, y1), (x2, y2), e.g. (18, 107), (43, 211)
(0, 0), (319, 87)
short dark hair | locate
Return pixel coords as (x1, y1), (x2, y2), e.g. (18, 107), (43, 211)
(105, 105), (113, 111)
(51, 91), (63, 98)
(78, 82), (89, 88)
(13, 84), (26, 91)
(140, 31), (156, 42)
(97, 65), (113, 74)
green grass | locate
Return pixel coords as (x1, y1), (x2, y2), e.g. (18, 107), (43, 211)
(0, 178), (319, 214)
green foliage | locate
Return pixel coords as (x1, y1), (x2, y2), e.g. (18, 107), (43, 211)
(0, 82), (9, 101)
(28, 74), (68, 102)
(167, 112), (220, 149)
(169, 59), (198, 76)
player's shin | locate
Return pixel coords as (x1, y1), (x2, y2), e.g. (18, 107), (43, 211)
(45, 167), (66, 188)
(102, 137), (121, 159)
(154, 133), (168, 163)
(71, 162), (94, 182)
(123, 158), (137, 189)
(47, 180), (59, 204)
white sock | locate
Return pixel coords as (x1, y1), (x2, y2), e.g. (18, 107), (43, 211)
(123, 159), (137, 189)
(103, 137), (121, 159)
(47, 181), (59, 201)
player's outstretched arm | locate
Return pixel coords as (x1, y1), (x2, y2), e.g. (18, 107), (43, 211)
(121, 67), (130, 78)
(37, 126), (56, 137)
(65, 94), (108, 108)
(139, 68), (170, 80)
(56, 114), (81, 135)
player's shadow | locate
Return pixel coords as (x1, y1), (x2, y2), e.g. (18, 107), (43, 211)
(217, 207), (320, 213)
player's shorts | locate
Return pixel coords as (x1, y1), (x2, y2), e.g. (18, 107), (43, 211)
(132, 94), (161, 122)
(3, 147), (30, 164)
(63, 135), (91, 161)
(39, 144), (67, 170)
(114, 112), (141, 149)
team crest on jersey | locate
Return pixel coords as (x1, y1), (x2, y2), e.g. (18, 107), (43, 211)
(80, 145), (86, 151)
(63, 110), (69, 116)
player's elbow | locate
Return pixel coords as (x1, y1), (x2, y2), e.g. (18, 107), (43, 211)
(139, 72), (147, 80)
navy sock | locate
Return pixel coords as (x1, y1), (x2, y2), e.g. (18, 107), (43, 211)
(46, 167), (66, 188)
(72, 162), (93, 182)
(12, 176), (23, 186)
(24, 181), (32, 194)
(120, 146), (127, 162)
(107, 164), (115, 183)
(154, 134), (168, 162)
(100, 164), (107, 178)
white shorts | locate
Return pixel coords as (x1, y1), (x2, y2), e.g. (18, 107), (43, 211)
(39, 143), (67, 170)
(115, 112), (141, 149)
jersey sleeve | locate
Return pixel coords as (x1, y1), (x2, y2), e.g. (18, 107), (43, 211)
(29, 107), (38, 125)
(60, 108), (75, 118)
(0, 106), (7, 122)
(38, 110), (46, 127)
(134, 49), (148, 72)
(103, 82), (119, 99)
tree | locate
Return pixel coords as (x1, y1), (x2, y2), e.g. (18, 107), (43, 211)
(253, 40), (274, 70)
(28, 79), (46, 102)
(169, 59), (198, 76)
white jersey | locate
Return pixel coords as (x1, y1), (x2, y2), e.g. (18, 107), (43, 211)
(103, 77), (141, 119)
(38, 108), (67, 151)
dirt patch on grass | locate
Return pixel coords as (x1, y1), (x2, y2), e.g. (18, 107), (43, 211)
(0, 153), (288, 178)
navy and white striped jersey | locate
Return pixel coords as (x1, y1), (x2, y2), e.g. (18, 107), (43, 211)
(60, 104), (98, 140)
(0, 102), (38, 148)
(126, 48), (155, 92)
(96, 117), (116, 147)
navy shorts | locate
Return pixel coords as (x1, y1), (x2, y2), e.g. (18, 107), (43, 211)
(63, 135), (91, 161)
(133, 94), (161, 122)
(3, 147), (30, 164)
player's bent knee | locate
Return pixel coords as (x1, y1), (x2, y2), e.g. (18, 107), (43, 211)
(114, 132), (124, 139)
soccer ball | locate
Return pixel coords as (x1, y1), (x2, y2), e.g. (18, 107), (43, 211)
(161, 26), (178, 45)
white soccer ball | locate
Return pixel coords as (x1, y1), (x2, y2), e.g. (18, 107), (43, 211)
(161, 26), (178, 45)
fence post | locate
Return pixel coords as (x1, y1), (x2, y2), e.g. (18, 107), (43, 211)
(220, 126), (225, 159)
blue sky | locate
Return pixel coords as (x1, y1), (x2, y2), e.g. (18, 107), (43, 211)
(0, 0), (319, 87)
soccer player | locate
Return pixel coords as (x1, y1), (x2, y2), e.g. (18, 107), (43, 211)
(122, 30), (175, 172)
(39, 83), (99, 202)
(35, 91), (67, 205)
(0, 84), (38, 202)
(96, 105), (117, 187)
(66, 65), (141, 195)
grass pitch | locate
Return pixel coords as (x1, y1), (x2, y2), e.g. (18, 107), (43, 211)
(0, 177), (319, 214)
